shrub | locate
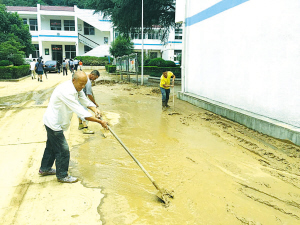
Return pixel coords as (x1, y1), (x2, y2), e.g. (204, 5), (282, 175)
(0, 65), (30, 79)
(148, 58), (166, 67)
(74, 56), (113, 66)
(107, 65), (116, 73)
(139, 66), (181, 78)
(147, 58), (177, 67)
(163, 60), (176, 67)
(0, 60), (12, 66)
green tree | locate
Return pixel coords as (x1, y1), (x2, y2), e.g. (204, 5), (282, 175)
(109, 36), (134, 57)
(0, 39), (25, 65)
(85, 0), (176, 41)
(0, 5), (34, 57)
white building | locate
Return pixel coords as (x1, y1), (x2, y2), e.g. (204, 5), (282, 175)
(6, 4), (113, 62)
(176, 0), (300, 145)
(7, 4), (182, 64)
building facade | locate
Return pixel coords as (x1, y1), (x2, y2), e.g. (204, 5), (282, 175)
(7, 4), (182, 64)
(176, 0), (300, 145)
(7, 4), (113, 63)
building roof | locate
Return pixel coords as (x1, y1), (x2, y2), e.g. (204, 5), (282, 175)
(6, 6), (37, 12)
(40, 6), (74, 12)
(6, 5), (75, 12)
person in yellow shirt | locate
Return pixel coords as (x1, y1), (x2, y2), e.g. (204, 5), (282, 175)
(160, 71), (175, 109)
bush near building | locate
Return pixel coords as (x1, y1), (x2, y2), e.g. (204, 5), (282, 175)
(74, 56), (113, 66)
(105, 65), (116, 73)
(141, 66), (181, 78)
(0, 65), (30, 79)
(147, 58), (177, 67)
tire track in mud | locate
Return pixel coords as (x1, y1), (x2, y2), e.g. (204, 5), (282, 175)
(0, 81), (60, 108)
(238, 183), (300, 220)
(1, 156), (34, 225)
(177, 111), (300, 223)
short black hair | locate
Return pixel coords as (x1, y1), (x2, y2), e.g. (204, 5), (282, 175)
(91, 70), (100, 77)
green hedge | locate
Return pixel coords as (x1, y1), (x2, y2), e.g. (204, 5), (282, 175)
(147, 58), (177, 67)
(0, 65), (30, 79)
(139, 66), (181, 78)
(105, 65), (116, 73)
(75, 56), (113, 66)
(0, 60), (12, 66)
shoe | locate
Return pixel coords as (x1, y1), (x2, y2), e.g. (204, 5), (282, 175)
(40, 80), (43, 82)
(39, 168), (56, 176)
(57, 175), (78, 183)
(166, 105), (170, 108)
(78, 123), (84, 130)
(82, 128), (94, 134)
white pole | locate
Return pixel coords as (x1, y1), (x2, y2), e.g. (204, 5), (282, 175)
(141, 0), (144, 85)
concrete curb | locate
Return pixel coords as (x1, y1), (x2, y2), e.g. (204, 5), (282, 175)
(82, 66), (105, 70)
(178, 91), (300, 146)
(0, 75), (31, 82)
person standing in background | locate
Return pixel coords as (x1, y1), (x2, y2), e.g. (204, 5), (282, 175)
(160, 71), (175, 109)
(30, 59), (36, 80)
(35, 58), (45, 82)
(57, 60), (61, 74)
(62, 60), (68, 76)
(74, 59), (79, 71)
(79, 60), (83, 71)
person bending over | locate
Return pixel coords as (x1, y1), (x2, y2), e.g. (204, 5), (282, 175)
(160, 71), (175, 109)
(39, 71), (108, 183)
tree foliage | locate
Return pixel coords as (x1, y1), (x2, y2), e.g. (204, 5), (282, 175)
(109, 36), (134, 57)
(0, 39), (25, 65)
(0, 4), (34, 64)
(85, 0), (176, 41)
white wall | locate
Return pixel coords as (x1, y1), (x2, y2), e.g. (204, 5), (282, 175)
(183, 0), (300, 127)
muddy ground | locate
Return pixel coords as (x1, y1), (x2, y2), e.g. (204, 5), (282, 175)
(0, 70), (300, 225)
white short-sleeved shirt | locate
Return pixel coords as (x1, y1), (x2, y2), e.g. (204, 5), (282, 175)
(43, 80), (96, 131)
(30, 61), (36, 70)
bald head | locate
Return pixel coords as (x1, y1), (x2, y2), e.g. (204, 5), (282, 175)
(72, 71), (88, 92)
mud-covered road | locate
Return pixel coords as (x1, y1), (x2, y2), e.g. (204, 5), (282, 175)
(1, 71), (300, 225)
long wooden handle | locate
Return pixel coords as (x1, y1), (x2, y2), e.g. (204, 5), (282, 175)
(108, 126), (158, 186)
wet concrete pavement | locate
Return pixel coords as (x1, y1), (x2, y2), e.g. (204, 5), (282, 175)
(1, 71), (300, 224)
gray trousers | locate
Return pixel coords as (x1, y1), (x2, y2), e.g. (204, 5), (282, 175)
(40, 125), (70, 179)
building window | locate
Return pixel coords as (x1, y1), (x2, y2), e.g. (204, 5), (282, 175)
(104, 37), (108, 44)
(150, 52), (158, 59)
(65, 45), (76, 59)
(84, 45), (92, 53)
(32, 44), (39, 58)
(22, 18), (27, 25)
(84, 22), (94, 35)
(50, 20), (61, 30)
(115, 32), (119, 39)
(64, 20), (75, 31)
(175, 28), (183, 40)
(174, 50), (182, 61)
(29, 19), (38, 31)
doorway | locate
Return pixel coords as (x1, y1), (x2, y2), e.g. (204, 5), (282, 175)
(51, 45), (63, 63)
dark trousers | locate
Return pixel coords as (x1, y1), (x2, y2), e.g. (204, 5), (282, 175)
(63, 67), (68, 75)
(160, 87), (170, 104)
(40, 125), (70, 179)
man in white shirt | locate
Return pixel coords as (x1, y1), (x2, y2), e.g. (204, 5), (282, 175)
(30, 59), (36, 79)
(39, 71), (108, 183)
